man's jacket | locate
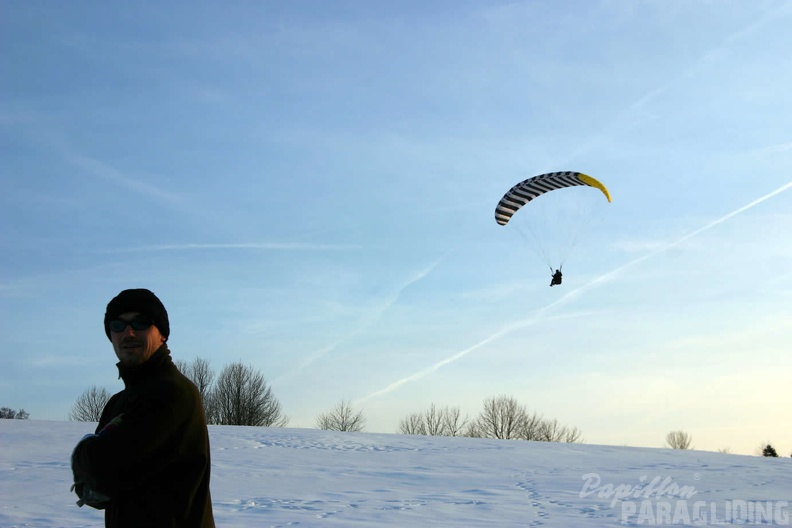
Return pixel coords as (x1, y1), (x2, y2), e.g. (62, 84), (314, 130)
(72, 345), (215, 527)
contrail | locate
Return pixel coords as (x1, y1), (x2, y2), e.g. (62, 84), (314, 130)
(564, 3), (790, 166)
(273, 254), (447, 385)
(99, 242), (362, 253)
(67, 153), (185, 205)
(354, 310), (592, 405)
(356, 180), (792, 403)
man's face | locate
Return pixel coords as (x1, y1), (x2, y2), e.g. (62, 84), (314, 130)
(109, 312), (165, 367)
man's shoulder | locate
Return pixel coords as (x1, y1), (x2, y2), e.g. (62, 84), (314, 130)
(102, 389), (127, 410)
(146, 365), (201, 401)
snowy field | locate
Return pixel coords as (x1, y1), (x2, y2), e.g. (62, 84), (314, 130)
(1, 420), (790, 527)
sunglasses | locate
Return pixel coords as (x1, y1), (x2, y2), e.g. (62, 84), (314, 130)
(108, 318), (154, 333)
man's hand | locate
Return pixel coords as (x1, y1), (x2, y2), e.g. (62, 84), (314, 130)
(70, 481), (111, 509)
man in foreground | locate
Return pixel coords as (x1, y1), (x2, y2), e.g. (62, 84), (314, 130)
(71, 288), (215, 527)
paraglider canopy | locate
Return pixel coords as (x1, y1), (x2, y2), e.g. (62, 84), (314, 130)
(495, 171), (611, 227)
(494, 171), (612, 272)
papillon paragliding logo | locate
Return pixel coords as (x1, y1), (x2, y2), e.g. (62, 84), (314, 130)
(494, 171), (612, 278)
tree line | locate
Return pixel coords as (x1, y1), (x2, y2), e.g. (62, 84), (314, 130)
(0, 407), (29, 420)
(69, 359), (288, 427)
(398, 397), (583, 442)
(68, 359), (582, 444)
(665, 430), (787, 457)
(61, 358), (792, 454)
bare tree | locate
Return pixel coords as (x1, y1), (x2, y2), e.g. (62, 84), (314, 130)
(173, 358), (189, 375)
(475, 395), (528, 440)
(397, 404), (469, 437)
(175, 358), (214, 399)
(463, 421), (483, 438)
(468, 396), (583, 443)
(422, 403), (444, 436)
(516, 410), (545, 441)
(560, 426), (584, 443)
(665, 430), (693, 450)
(68, 386), (112, 422)
(398, 412), (427, 435)
(316, 400), (365, 432)
(537, 418), (562, 442)
(441, 406), (469, 437)
(211, 362), (288, 427)
(175, 357), (216, 421)
(535, 418), (583, 443)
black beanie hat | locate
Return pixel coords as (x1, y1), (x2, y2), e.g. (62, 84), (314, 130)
(104, 288), (170, 341)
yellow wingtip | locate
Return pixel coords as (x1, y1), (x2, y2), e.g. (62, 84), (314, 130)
(578, 173), (612, 203)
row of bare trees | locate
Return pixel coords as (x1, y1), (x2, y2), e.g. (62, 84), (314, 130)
(71, 374), (581, 444)
(1, 407), (29, 419)
(399, 396), (583, 442)
(69, 359), (288, 427)
(665, 431), (791, 457)
(310, 396), (583, 443)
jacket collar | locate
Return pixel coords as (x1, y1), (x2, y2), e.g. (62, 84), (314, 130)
(116, 344), (172, 385)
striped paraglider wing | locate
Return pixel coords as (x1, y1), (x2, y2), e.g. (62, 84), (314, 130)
(494, 171), (611, 226)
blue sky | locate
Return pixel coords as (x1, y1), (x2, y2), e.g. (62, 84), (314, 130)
(2, 1), (791, 455)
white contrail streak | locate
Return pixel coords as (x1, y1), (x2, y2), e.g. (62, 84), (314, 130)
(356, 180), (792, 404)
(564, 3), (790, 166)
(99, 242), (362, 253)
(354, 310), (589, 405)
(273, 255), (447, 385)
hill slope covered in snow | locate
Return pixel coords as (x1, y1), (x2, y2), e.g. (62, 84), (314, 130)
(1, 420), (790, 527)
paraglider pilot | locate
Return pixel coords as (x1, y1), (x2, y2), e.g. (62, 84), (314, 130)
(550, 269), (563, 287)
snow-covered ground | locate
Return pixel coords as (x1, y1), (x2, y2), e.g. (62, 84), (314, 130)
(1, 420), (789, 527)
